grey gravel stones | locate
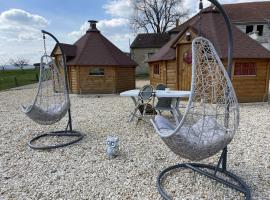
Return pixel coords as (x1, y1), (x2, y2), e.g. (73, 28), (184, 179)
(0, 88), (269, 199)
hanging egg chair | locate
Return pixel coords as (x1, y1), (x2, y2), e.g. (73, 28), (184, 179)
(150, 0), (251, 199)
(22, 30), (83, 150)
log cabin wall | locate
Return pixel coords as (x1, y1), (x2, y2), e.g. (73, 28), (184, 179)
(149, 45), (270, 102)
(69, 66), (136, 94)
(230, 59), (270, 102)
(149, 60), (177, 89)
(69, 66), (79, 93)
(115, 67), (135, 93)
(78, 66), (116, 94)
(166, 61), (177, 89)
(176, 46), (270, 102)
(149, 61), (166, 87)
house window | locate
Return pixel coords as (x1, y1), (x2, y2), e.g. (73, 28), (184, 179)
(148, 53), (154, 58)
(89, 67), (104, 76)
(145, 52), (155, 60)
(234, 63), (256, 76)
(246, 25), (254, 34)
(257, 25), (264, 36)
(153, 64), (160, 75)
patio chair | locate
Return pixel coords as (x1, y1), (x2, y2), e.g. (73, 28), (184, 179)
(130, 85), (156, 125)
(154, 84), (173, 116)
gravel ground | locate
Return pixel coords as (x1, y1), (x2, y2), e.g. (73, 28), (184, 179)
(0, 87), (270, 200)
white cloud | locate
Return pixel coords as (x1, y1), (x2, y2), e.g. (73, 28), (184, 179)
(0, 9), (49, 42)
(98, 18), (129, 28)
(0, 9), (49, 63)
(0, 8), (48, 27)
(68, 18), (133, 52)
(103, 0), (132, 18)
(68, 0), (135, 53)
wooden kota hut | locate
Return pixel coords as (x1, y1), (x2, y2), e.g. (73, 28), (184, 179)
(147, 8), (270, 103)
(52, 20), (137, 94)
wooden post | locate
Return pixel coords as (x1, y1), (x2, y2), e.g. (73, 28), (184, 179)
(14, 76), (18, 86)
(36, 73), (39, 81)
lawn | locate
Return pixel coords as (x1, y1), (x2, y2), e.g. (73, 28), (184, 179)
(0, 68), (39, 91)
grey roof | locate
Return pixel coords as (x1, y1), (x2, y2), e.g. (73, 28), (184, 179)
(130, 33), (170, 49)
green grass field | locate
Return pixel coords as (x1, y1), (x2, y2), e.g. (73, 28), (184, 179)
(0, 68), (39, 91)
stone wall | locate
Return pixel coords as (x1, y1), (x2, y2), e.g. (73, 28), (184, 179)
(235, 23), (270, 50)
(130, 48), (160, 75)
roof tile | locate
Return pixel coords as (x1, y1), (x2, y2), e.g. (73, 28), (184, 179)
(130, 33), (170, 48)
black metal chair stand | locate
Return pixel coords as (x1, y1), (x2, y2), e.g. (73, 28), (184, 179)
(157, 148), (251, 200)
(28, 116), (84, 150)
(28, 130), (83, 150)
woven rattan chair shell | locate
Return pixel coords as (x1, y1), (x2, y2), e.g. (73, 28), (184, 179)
(22, 55), (70, 125)
(151, 37), (239, 161)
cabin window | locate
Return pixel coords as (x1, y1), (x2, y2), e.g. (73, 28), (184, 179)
(153, 64), (160, 75)
(234, 63), (256, 76)
(89, 67), (105, 76)
(246, 25), (254, 34)
(257, 25), (264, 36)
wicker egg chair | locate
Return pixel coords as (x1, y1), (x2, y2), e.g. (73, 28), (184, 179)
(150, 0), (251, 199)
(22, 30), (83, 150)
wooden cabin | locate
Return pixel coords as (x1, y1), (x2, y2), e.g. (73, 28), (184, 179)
(52, 20), (136, 94)
(148, 9), (270, 103)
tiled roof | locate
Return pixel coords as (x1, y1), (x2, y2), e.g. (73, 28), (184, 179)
(130, 33), (170, 48)
(223, 1), (270, 23)
(148, 9), (270, 62)
(170, 1), (270, 33)
(59, 43), (77, 57)
(53, 25), (137, 67)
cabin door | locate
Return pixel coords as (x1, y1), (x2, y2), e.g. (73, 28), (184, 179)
(179, 43), (192, 91)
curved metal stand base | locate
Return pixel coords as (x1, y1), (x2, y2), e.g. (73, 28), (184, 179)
(157, 163), (251, 200)
(28, 130), (84, 150)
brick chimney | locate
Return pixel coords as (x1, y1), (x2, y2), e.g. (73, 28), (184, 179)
(87, 20), (99, 33)
(176, 19), (179, 27)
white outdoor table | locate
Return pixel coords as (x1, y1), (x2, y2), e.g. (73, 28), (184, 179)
(120, 89), (191, 123)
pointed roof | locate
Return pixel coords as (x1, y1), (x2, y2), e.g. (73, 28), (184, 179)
(148, 8), (270, 63)
(56, 21), (137, 67)
(51, 43), (76, 57)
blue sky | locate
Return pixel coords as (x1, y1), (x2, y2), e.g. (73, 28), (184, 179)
(0, 0), (268, 64)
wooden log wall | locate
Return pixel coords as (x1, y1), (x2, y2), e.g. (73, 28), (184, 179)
(230, 59), (270, 102)
(78, 66), (115, 94)
(115, 67), (135, 93)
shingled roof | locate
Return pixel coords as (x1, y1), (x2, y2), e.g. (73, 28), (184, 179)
(223, 1), (270, 23)
(169, 1), (270, 33)
(148, 8), (270, 63)
(130, 33), (170, 49)
(58, 43), (77, 57)
(53, 21), (136, 67)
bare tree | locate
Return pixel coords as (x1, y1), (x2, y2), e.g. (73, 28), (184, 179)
(9, 58), (29, 70)
(131, 0), (188, 33)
